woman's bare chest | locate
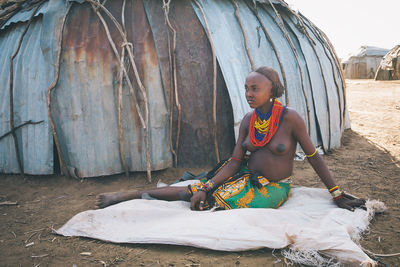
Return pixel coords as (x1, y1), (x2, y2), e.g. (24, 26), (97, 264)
(242, 124), (295, 156)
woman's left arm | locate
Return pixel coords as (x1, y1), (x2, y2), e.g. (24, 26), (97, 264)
(290, 109), (365, 211)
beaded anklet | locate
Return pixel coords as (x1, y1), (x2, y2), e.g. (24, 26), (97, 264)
(231, 157), (242, 162)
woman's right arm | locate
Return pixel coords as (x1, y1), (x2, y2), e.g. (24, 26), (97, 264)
(190, 113), (250, 210)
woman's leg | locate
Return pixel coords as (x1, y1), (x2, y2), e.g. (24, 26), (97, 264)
(95, 186), (189, 209)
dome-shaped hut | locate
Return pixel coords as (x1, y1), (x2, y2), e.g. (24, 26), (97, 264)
(375, 44), (400, 80)
(0, 0), (347, 179)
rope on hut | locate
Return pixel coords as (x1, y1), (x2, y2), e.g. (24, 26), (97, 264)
(88, 0), (152, 182)
(193, 0), (220, 163)
(0, 120), (43, 142)
(231, 0), (255, 71)
(117, 0), (129, 177)
(265, 1), (311, 135)
(245, 1), (289, 106)
(8, 4), (41, 176)
(162, 0), (180, 167)
(46, 3), (71, 179)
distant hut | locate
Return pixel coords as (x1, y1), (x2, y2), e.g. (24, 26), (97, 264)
(342, 45), (389, 79)
(375, 45), (400, 80)
(0, 0), (347, 178)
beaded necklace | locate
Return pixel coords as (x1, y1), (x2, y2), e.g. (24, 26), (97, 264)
(249, 99), (285, 147)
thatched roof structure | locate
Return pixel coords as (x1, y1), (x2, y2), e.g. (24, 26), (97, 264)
(0, 0), (347, 178)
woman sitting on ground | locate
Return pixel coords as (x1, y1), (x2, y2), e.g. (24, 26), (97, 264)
(96, 66), (365, 211)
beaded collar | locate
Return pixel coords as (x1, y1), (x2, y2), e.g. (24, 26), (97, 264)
(249, 99), (285, 147)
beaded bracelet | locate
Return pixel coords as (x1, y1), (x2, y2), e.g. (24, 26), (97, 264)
(329, 185), (343, 200)
(200, 180), (215, 193)
(231, 157), (242, 162)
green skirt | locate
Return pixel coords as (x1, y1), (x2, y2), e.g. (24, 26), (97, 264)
(188, 160), (292, 210)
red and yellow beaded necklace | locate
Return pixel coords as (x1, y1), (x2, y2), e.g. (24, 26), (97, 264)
(249, 99), (285, 147)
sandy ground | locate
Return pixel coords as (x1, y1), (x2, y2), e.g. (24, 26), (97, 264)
(0, 79), (399, 266)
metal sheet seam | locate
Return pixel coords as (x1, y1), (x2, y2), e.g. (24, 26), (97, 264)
(46, 3), (72, 178)
(282, 12), (330, 151)
(287, 13), (332, 150)
(142, 1), (177, 166)
(300, 15), (346, 132)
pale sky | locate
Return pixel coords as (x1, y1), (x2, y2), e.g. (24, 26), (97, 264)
(285, 0), (399, 59)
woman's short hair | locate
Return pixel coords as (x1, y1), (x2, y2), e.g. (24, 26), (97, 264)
(254, 66), (285, 98)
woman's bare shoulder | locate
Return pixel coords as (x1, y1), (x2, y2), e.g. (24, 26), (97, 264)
(283, 107), (303, 122)
(240, 111), (252, 125)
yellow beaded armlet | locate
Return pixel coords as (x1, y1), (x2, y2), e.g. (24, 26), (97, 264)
(306, 148), (317, 158)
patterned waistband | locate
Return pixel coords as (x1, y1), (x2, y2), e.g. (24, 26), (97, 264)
(258, 175), (293, 186)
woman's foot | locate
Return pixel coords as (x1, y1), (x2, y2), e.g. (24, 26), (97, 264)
(95, 192), (131, 209)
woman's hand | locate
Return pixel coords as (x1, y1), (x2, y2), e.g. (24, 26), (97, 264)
(334, 192), (366, 211)
(190, 191), (207, 211)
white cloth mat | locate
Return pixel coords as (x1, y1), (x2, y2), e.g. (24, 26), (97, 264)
(56, 184), (380, 265)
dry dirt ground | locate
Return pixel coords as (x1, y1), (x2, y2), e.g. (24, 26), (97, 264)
(0, 79), (399, 266)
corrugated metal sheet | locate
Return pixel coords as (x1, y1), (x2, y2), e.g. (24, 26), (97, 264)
(349, 45), (389, 58)
(0, 14), (54, 174)
(1, 1), (49, 30)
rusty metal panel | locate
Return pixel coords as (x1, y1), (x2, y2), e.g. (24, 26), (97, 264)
(52, 3), (122, 177)
(144, 0), (235, 167)
(50, 1), (171, 177)
(123, 0), (172, 170)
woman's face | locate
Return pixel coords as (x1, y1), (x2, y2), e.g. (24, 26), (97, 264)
(245, 72), (273, 109)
